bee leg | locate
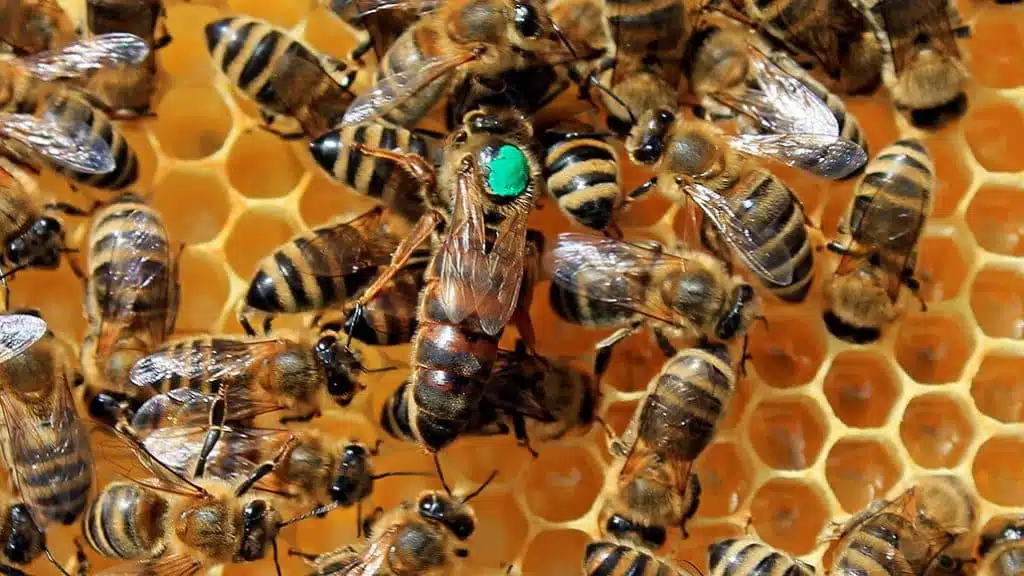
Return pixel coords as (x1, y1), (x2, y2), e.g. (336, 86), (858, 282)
(43, 201), (91, 217)
(239, 312), (258, 337)
(593, 322), (641, 385)
(361, 506), (384, 538)
(194, 384), (230, 478)
(352, 209), (443, 311)
(288, 549), (320, 562)
(511, 413), (539, 458)
(903, 274), (927, 312)
(279, 409), (321, 425)
(234, 434), (299, 496)
(349, 39), (373, 65)
(626, 177), (658, 201)
(653, 328), (678, 358)
(0, 264), (10, 311)
(69, 538), (89, 576)
(0, 564), (29, 575)
(153, 33), (173, 50)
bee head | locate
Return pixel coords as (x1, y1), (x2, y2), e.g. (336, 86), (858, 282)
(330, 444), (372, 506)
(3, 504), (44, 565)
(314, 334), (360, 406)
(627, 108), (675, 165)
(7, 217), (63, 269)
(238, 499), (281, 562)
(417, 492), (476, 541)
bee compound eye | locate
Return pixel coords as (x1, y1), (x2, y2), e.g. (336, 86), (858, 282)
(513, 1), (541, 38)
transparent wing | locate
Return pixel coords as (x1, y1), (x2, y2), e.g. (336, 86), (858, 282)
(477, 210), (529, 335)
(143, 426), (290, 487)
(92, 426), (206, 498)
(132, 389), (285, 434)
(0, 314), (46, 364)
(487, 350), (557, 421)
(683, 182), (796, 286)
(95, 554), (203, 576)
(340, 50), (475, 125)
(0, 112), (115, 174)
(21, 32), (150, 81)
(293, 208), (399, 278)
(437, 161), (489, 326)
(726, 133), (867, 180)
(546, 233), (693, 324)
(128, 338), (289, 389)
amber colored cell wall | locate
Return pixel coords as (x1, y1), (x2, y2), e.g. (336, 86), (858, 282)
(9, 1), (1024, 576)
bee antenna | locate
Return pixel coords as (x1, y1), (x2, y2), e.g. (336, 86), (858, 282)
(549, 20), (578, 60)
(433, 453), (453, 497)
(370, 470), (433, 480)
(676, 557), (706, 576)
(587, 77), (637, 127)
(278, 501), (341, 528)
(461, 470), (499, 504)
(44, 544), (72, 576)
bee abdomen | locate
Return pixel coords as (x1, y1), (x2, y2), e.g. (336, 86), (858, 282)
(709, 538), (814, 576)
(85, 482), (168, 559)
(205, 17), (295, 112)
(378, 25), (450, 127)
(380, 381), (416, 442)
(45, 94), (138, 190)
(17, 437), (91, 524)
(584, 541), (678, 576)
(544, 136), (621, 231)
(548, 279), (636, 327)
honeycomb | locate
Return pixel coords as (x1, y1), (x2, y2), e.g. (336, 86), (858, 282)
(7, 0), (1024, 575)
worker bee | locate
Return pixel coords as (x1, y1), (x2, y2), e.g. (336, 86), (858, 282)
(320, 0), (419, 64)
(0, 0), (77, 55)
(205, 15), (357, 139)
(0, 312), (93, 527)
(914, 475), (977, 575)
(336, 106), (545, 453)
(0, 33), (149, 190)
(824, 138), (932, 344)
(547, 233), (757, 382)
(80, 0), (170, 116)
(237, 207), (399, 337)
(308, 122), (436, 223)
(291, 469), (496, 575)
(684, 12), (869, 168)
(598, 342), (732, 548)
(585, 541), (699, 576)
(708, 538), (814, 576)
(337, 0), (577, 128)
(85, 427), (330, 574)
(977, 515), (1024, 576)
(873, 0), (970, 127)
(728, 0), (884, 94)
(80, 192), (179, 432)
(826, 488), (961, 576)
(540, 123), (624, 232)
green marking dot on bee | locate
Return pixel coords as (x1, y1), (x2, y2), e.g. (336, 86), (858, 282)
(486, 144), (529, 197)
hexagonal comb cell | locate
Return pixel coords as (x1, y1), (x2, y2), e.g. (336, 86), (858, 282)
(967, 184), (1024, 257)
(693, 442), (751, 517)
(972, 353), (1024, 423)
(750, 479), (828, 555)
(923, 135), (972, 219)
(524, 445), (602, 523)
(152, 85), (234, 160)
(825, 438), (902, 514)
(522, 530), (592, 576)
(963, 95), (1024, 172)
(223, 209), (298, 279)
(915, 235), (969, 303)
(153, 168), (233, 246)
(463, 489), (530, 571)
(967, 8), (1024, 88)
(747, 314), (827, 388)
(970, 267), (1024, 339)
(227, 130), (306, 198)
(894, 312), (976, 384)
(900, 393), (974, 469)
(175, 249), (231, 334)
(823, 350), (901, 428)
(975, 435), (1024, 506)
(747, 397), (827, 470)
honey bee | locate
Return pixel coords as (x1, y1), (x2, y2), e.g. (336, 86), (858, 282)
(335, 260), (426, 346)
(85, 427), (329, 574)
(873, 0), (970, 127)
(977, 515), (1024, 576)
(598, 342), (732, 548)
(708, 538), (814, 576)
(728, 0), (884, 94)
(911, 474), (978, 575)
(684, 12), (869, 168)
(127, 331), (379, 424)
(585, 541), (699, 576)
(237, 207), (399, 337)
(0, 0), (77, 55)
(0, 33), (149, 190)
(320, 0), (419, 64)
(80, 192), (179, 432)
(826, 488), (961, 576)
(0, 312), (93, 527)
(824, 138), (932, 344)
(291, 470), (496, 575)
(308, 122), (436, 223)
(547, 233), (757, 382)
(204, 15), (358, 139)
(335, 106), (545, 453)
(540, 123), (624, 232)
(80, 0), (170, 116)
(337, 0), (577, 128)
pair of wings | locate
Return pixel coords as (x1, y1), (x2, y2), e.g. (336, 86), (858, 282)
(281, 207), (399, 281)
(0, 32), (149, 174)
(875, 0), (961, 77)
(128, 337), (294, 390)
(436, 159), (530, 335)
(0, 314), (94, 529)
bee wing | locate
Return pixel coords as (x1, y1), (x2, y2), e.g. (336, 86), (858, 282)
(143, 426), (290, 487)
(340, 50), (476, 125)
(0, 350), (92, 527)
(360, 524), (404, 573)
(725, 133), (867, 180)
(437, 161), (489, 326)
(293, 208), (400, 279)
(488, 351), (557, 422)
(128, 338), (289, 389)
(95, 554), (203, 576)
(93, 426), (207, 500)
(19, 32), (150, 81)
(0, 112), (115, 174)
(132, 389), (285, 434)
(876, 0), (960, 76)
(546, 233), (695, 325)
(682, 181), (795, 287)
(0, 314), (47, 364)
(477, 209), (529, 335)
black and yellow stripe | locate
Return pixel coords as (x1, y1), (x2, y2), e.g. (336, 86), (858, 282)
(374, 22), (451, 127)
(542, 128), (621, 231)
(584, 541), (682, 576)
(709, 538), (814, 576)
(84, 482), (168, 559)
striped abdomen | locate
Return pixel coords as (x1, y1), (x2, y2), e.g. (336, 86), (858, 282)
(84, 482), (168, 559)
(15, 420), (92, 524)
(146, 337), (268, 394)
(832, 514), (924, 576)
(848, 138), (933, 275)
(542, 129), (621, 231)
(740, 0), (825, 52)
(604, 0), (686, 61)
(584, 541), (681, 576)
(375, 23), (451, 127)
(205, 17), (299, 116)
(41, 92), (138, 189)
(308, 122), (430, 223)
(345, 262), (424, 346)
(547, 269), (644, 328)
(636, 345), (733, 461)
(717, 169), (813, 302)
(380, 380), (416, 443)
(84, 0), (161, 113)
(709, 538), (814, 576)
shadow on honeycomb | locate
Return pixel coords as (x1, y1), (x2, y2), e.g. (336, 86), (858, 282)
(8, 0), (1024, 575)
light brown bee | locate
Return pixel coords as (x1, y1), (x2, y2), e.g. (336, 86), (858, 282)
(237, 207), (400, 336)
(80, 192), (179, 432)
(80, 0), (170, 116)
(547, 233), (757, 382)
(0, 33), (149, 189)
(204, 15), (357, 138)
(873, 0), (970, 127)
(824, 139), (933, 343)
(977, 515), (1024, 576)
(914, 475), (977, 575)
(337, 0), (576, 128)
(597, 342), (732, 549)
(728, 0), (884, 93)
(0, 0), (77, 55)
(584, 541), (699, 576)
(708, 538), (814, 576)
(540, 123), (624, 232)
(0, 312), (93, 528)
